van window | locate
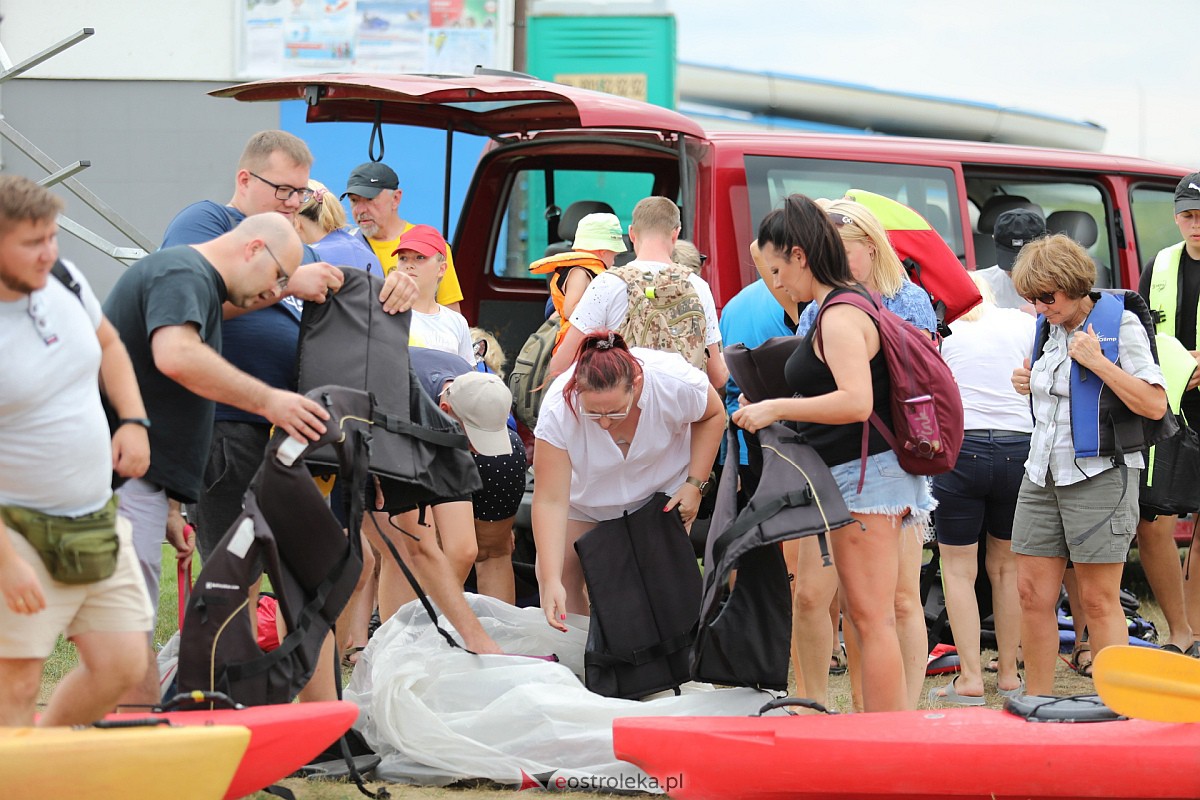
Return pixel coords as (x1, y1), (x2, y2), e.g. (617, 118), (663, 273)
(1130, 184), (1179, 272)
(491, 169), (656, 281)
(743, 156), (962, 258)
(965, 178), (1113, 286)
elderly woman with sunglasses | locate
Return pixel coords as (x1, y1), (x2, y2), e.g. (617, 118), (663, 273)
(1009, 234), (1169, 695)
(532, 331), (725, 632)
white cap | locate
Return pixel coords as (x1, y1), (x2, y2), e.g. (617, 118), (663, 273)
(443, 371), (513, 456)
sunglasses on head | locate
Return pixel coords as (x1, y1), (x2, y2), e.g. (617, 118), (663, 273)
(1024, 291), (1057, 305)
(827, 212), (853, 228)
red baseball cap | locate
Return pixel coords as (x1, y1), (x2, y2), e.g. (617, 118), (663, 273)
(392, 224), (447, 258)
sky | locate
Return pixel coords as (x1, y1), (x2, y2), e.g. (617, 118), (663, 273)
(672, 0), (1197, 167)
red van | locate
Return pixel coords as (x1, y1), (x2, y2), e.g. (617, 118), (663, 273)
(217, 70), (1190, 357)
(219, 70), (1195, 546)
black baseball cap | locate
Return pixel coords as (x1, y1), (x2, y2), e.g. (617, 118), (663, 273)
(993, 208), (1047, 272)
(341, 162), (398, 199)
(1175, 172), (1200, 215)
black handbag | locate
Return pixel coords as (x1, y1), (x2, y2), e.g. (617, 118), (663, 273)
(1140, 416), (1200, 516)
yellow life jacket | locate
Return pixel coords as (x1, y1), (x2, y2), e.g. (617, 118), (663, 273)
(1148, 242), (1200, 345)
(528, 251), (606, 350)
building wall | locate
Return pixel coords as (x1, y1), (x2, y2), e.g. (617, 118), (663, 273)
(0, 2), (235, 80)
(0, 78), (278, 297)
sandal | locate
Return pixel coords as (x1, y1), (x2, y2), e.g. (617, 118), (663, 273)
(341, 645), (365, 670)
(1067, 629), (1092, 678)
(829, 644), (847, 676)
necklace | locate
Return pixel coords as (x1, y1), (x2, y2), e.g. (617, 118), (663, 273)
(614, 437), (629, 445)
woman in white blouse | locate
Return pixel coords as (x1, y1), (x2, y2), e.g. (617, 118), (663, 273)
(532, 330), (725, 632)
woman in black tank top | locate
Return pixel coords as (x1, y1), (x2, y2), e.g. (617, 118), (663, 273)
(732, 194), (933, 713)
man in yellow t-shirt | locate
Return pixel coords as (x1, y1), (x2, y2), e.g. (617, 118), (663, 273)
(341, 162), (464, 311)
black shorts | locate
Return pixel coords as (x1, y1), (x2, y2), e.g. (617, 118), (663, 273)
(471, 428), (528, 522)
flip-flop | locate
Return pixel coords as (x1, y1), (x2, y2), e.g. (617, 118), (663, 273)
(997, 677), (1025, 700)
(927, 676), (985, 707)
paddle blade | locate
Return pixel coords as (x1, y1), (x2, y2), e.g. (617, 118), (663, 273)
(1093, 645), (1200, 722)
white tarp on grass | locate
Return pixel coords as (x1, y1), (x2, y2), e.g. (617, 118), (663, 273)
(347, 594), (779, 790)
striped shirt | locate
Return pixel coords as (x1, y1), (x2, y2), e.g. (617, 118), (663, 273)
(1025, 310), (1164, 487)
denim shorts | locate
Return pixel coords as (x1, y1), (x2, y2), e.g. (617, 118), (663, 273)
(932, 434), (1030, 545)
(829, 449), (937, 529)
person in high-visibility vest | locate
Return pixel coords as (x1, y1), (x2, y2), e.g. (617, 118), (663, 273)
(1137, 171), (1200, 657)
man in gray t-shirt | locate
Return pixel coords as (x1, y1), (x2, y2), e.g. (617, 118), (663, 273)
(974, 208), (1046, 311)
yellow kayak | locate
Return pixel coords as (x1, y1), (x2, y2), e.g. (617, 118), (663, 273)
(0, 724), (250, 799)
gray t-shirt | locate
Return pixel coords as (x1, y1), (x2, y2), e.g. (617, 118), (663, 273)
(975, 266), (1027, 311)
(0, 261), (111, 515)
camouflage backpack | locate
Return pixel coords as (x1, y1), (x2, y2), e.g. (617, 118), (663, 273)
(610, 263), (708, 371)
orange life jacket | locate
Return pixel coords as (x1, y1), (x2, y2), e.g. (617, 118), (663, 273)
(529, 251), (607, 350)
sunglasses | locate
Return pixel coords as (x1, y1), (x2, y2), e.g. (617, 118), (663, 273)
(827, 212), (853, 228)
(1024, 291), (1057, 305)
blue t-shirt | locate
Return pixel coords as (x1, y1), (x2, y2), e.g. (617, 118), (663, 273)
(160, 201), (318, 425)
(796, 279), (936, 337)
(312, 227), (383, 277)
(718, 280), (795, 465)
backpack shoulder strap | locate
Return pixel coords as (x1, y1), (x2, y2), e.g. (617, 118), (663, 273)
(51, 260), (83, 303)
(812, 287), (881, 357)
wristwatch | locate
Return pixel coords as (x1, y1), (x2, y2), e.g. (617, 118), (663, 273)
(118, 417), (152, 430)
(685, 475), (711, 495)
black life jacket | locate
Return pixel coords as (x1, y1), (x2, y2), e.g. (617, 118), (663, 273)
(177, 386), (373, 705)
(574, 493), (702, 700)
(692, 423), (854, 689)
(296, 268), (482, 511)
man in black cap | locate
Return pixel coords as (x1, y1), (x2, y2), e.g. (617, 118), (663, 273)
(1137, 171), (1200, 656)
(343, 162), (464, 312)
(975, 208), (1047, 311)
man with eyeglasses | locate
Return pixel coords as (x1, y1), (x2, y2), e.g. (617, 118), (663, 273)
(159, 131), (418, 565)
(0, 175), (154, 726)
(104, 212), (343, 704)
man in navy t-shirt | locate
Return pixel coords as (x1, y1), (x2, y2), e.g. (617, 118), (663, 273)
(160, 130), (417, 564)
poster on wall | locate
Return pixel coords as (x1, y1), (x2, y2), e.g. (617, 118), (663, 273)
(238, 0), (504, 78)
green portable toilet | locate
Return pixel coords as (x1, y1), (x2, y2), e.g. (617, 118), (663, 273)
(522, 1), (678, 256)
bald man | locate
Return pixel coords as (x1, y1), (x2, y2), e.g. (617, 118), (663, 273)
(102, 213), (339, 702)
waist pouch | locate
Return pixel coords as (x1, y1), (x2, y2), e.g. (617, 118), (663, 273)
(0, 495), (120, 584)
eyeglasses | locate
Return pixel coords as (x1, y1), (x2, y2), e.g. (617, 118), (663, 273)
(580, 392), (635, 421)
(249, 172), (314, 204)
(262, 242), (289, 290)
(1024, 291), (1057, 305)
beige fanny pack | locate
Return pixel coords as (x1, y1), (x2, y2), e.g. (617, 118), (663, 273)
(1, 495), (120, 585)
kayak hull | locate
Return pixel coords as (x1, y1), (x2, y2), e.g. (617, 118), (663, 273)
(613, 708), (1200, 799)
(0, 725), (249, 800)
(107, 700), (358, 799)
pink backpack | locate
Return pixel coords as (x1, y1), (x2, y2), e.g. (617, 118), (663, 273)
(815, 288), (963, 489)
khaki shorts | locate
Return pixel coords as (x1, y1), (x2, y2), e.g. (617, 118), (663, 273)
(0, 515), (154, 659)
(1011, 467), (1139, 564)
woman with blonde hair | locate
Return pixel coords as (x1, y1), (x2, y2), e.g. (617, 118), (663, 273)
(789, 196), (936, 709)
(295, 179), (383, 276)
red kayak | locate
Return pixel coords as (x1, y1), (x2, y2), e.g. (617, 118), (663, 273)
(613, 704), (1200, 800)
(106, 698), (358, 799)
